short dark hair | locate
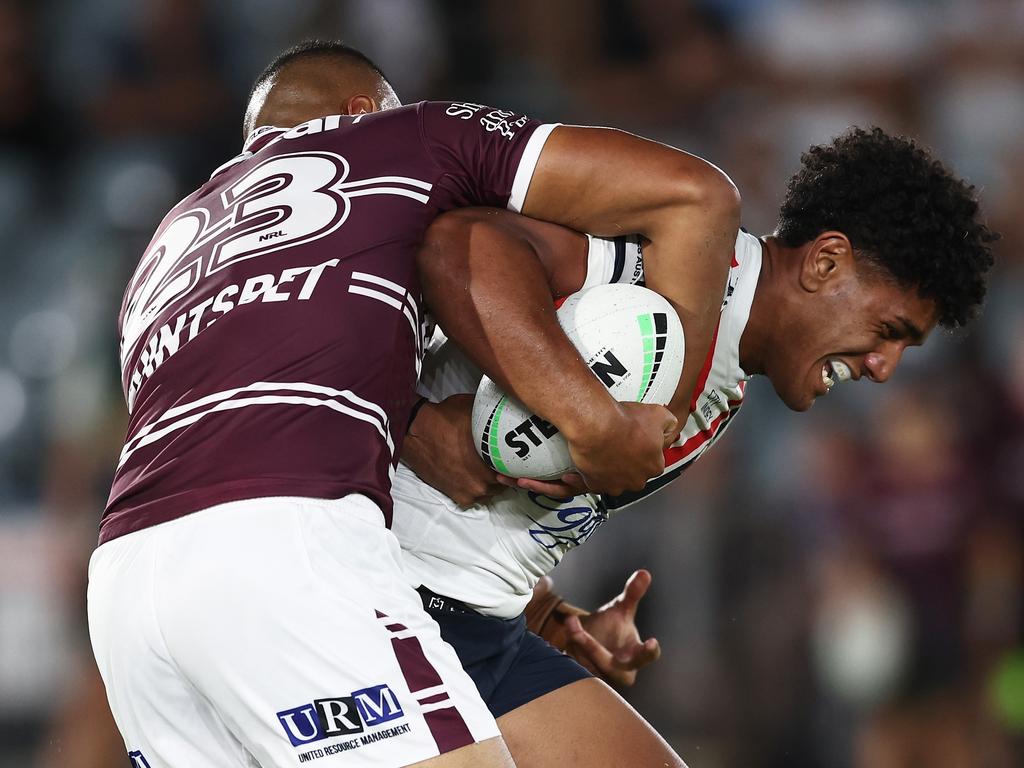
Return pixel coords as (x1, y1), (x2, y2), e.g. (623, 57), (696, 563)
(775, 127), (998, 329)
(247, 39), (391, 105)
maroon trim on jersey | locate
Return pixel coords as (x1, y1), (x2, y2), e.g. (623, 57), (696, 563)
(379, 611), (475, 754)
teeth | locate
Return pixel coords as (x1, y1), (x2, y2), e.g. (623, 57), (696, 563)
(822, 360), (852, 392)
(830, 360), (852, 383)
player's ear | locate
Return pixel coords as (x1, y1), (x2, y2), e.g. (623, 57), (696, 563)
(342, 94), (378, 115)
(798, 231), (853, 292)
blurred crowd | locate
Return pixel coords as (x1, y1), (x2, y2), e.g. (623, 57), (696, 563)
(0, 1), (1021, 766)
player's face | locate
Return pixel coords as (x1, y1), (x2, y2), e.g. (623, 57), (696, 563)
(767, 267), (939, 412)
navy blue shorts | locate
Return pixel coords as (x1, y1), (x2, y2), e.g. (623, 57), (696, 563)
(418, 588), (592, 718)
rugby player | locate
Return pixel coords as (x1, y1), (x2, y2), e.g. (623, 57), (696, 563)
(395, 126), (996, 767)
(232, 42), (995, 768)
(87, 41), (741, 767)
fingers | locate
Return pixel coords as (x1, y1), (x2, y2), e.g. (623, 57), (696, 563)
(558, 472), (587, 490)
(514, 477), (584, 497)
(565, 615), (659, 688)
(629, 636), (661, 668)
(452, 472), (508, 507)
(621, 569), (653, 616)
(496, 472), (587, 499)
(565, 615), (615, 670)
(659, 407), (679, 447)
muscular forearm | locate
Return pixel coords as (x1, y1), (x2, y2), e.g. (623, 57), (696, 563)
(523, 126), (741, 414)
(418, 209), (618, 447)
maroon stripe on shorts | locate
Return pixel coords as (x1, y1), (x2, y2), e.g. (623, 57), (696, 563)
(422, 706), (475, 754)
(380, 610), (474, 754)
(389, 635), (442, 694)
(418, 692), (450, 706)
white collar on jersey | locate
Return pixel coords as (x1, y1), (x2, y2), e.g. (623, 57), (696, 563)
(243, 124), (287, 151)
(208, 126), (289, 181)
(725, 231), (764, 384)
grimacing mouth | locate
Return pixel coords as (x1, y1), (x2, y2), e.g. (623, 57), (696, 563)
(821, 359), (853, 392)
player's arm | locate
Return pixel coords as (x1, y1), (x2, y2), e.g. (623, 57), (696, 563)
(419, 208), (674, 495)
(406, 212), (590, 504)
(524, 126), (739, 417)
(420, 106), (736, 493)
(423, 127), (738, 427)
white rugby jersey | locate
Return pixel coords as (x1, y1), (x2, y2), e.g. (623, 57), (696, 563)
(391, 230), (762, 617)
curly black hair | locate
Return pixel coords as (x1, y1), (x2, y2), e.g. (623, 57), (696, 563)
(775, 127), (998, 328)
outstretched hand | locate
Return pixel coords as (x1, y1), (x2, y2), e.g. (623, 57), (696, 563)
(563, 569), (661, 688)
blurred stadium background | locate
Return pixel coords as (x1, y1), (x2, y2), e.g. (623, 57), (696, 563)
(0, 0), (1021, 766)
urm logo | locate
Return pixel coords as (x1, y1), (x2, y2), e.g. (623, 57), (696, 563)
(277, 684), (404, 747)
(352, 684), (405, 726)
(128, 751), (152, 768)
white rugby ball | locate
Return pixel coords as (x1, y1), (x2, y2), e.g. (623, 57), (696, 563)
(471, 283), (684, 480)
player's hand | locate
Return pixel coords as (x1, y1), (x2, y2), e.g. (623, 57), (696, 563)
(497, 471), (588, 498)
(564, 569), (661, 688)
(402, 395), (507, 507)
(567, 402), (677, 496)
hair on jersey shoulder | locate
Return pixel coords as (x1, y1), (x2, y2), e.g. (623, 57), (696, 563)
(775, 127), (998, 329)
(247, 39), (392, 103)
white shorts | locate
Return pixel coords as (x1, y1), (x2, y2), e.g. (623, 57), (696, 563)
(87, 495), (501, 767)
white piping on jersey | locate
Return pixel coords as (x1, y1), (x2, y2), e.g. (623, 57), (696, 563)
(349, 271), (425, 377)
(118, 382), (393, 469)
(342, 187), (431, 205)
(508, 123), (560, 213)
(339, 175), (433, 191)
(208, 152), (253, 179)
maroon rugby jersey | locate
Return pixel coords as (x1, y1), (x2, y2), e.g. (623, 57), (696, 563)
(102, 102), (556, 543)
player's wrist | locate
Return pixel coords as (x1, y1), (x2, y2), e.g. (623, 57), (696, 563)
(525, 589), (590, 650)
(557, 393), (623, 449)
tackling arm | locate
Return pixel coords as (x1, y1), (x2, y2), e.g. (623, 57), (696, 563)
(521, 126), (740, 417)
(420, 209), (676, 495)
(421, 128), (738, 440)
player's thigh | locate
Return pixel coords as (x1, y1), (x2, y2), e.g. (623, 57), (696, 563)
(408, 736), (515, 768)
(88, 532), (256, 768)
(496, 678), (687, 768)
(154, 496), (505, 767)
